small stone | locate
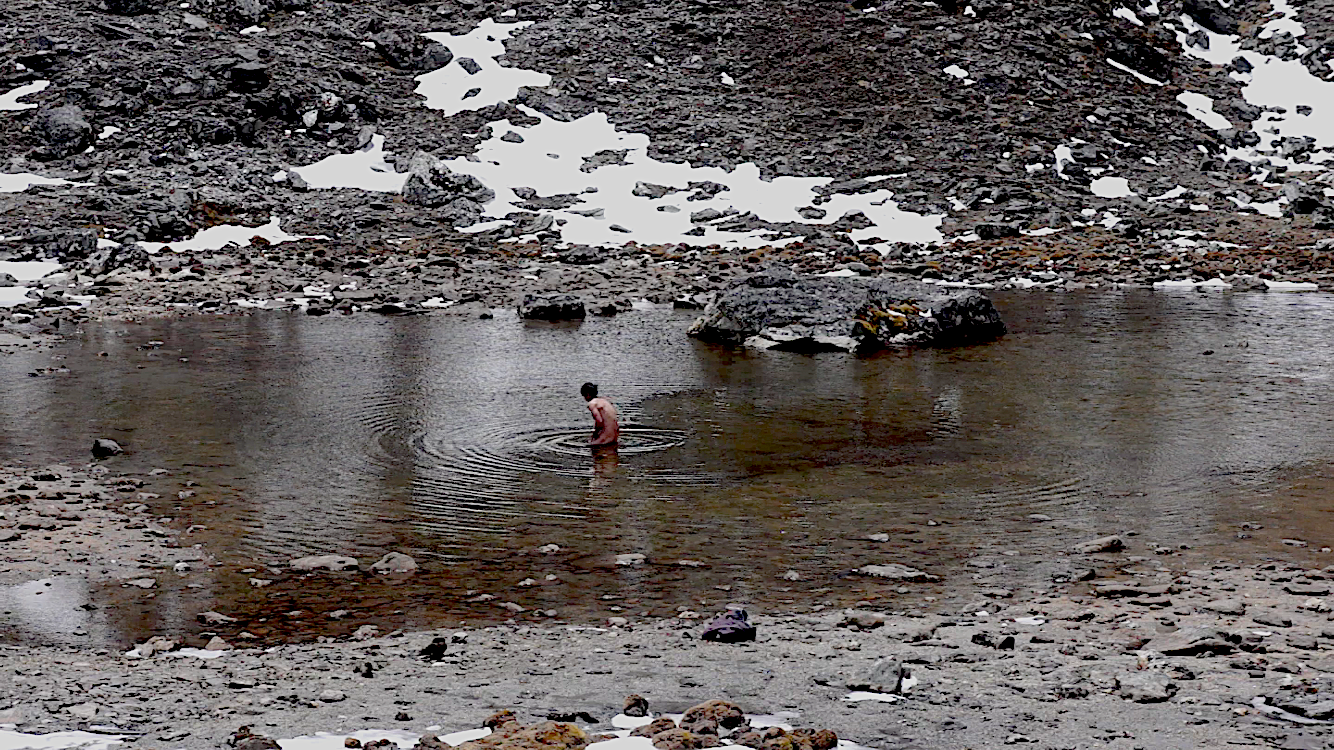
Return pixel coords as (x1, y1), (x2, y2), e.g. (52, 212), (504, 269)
(1116, 672), (1177, 703)
(290, 554), (359, 572)
(615, 553), (647, 566)
(370, 552), (418, 574)
(319, 689), (347, 702)
(1253, 612), (1293, 628)
(847, 659), (907, 694)
(1072, 535), (1124, 554)
(91, 439), (123, 458)
(623, 694), (649, 717)
(1204, 599), (1246, 616)
(853, 563), (939, 582)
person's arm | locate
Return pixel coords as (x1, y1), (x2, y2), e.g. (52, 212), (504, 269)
(589, 403), (605, 435)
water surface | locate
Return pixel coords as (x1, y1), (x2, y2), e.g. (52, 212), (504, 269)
(3, 291), (1333, 645)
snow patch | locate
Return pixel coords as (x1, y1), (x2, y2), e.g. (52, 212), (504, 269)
(138, 218), (323, 254)
(0, 260), (61, 281)
(0, 173), (72, 193)
(1106, 58), (1165, 86)
(1176, 92), (1231, 130)
(0, 729), (124, 750)
(292, 134), (407, 192)
(1113, 7), (1144, 25)
(1175, 14), (1334, 167)
(1090, 176), (1135, 198)
(0, 81), (49, 112)
(415, 20), (552, 117)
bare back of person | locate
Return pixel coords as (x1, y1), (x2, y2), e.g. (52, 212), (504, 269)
(580, 383), (620, 446)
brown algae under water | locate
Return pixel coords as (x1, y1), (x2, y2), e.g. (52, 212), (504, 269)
(3, 290), (1334, 646)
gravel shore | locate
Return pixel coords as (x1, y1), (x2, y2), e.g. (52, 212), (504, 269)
(4, 460), (1334, 749)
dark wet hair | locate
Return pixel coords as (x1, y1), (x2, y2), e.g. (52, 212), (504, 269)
(581, 382), (598, 399)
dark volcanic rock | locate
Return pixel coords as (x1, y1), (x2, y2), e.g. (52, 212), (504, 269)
(1182, 0), (1239, 35)
(688, 271), (1006, 353)
(519, 294), (586, 320)
(402, 153), (496, 227)
(229, 62), (270, 92)
(37, 105), (93, 160)
(91, 438), (123, 458)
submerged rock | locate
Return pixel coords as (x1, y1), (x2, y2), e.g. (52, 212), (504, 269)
(290, 554), (359, 572)
(687, 271), (1005, 353)
(371, 552), (418, 574)
(854, 563), (940, 582)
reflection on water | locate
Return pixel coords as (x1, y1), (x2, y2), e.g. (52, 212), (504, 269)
(2, 291), (1334, 645)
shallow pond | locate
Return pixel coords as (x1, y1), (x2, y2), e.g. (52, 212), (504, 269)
(3, 290), (1334, 646)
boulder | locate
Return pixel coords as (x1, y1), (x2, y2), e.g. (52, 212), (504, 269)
(687, 271), (1005, 353)
(700, 610), (755, 643)
(1116, 672), (1177, 703)
(650, 728), (723, 750)
(91, 438), (123, 458)
(1182, 0), (1239, 34)
(731, 727), (837, 750)
(1147, 627), (1239, 656)
(198, 611), (238, 625)
(622, 694), (649, 717)
(846, 659), (907, 694)
(632, 719), (678, 738)
(290, 554), (359, 572)
(371, 552), (418, 574)
(230, 728), (281, 750)
(37, 105), (93, 160)
(455, 720), (588, 750)
(229, 62), (270, 93)
(679, 700), (745, 734)
(853, 563), (939, 582)
(520, 294), (586, 320)
(1071, 535), (1123, 554)
(1204, 599), (1246, 616)
(402, 152), (495, 227)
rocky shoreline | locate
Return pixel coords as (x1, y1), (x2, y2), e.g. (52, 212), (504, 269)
(3, 460), (1334, 749)
(4, 533), (1334, 749)
(1, 223), (1331, 351)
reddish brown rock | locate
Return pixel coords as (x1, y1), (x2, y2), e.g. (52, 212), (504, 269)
(484, 711), (520, 730)
(631, 718), (678, 738)
(650, 729), (724, 750)
(731, 727), (838, 750)
(457, 721), (588, 750)
(679, 700), (745, 735)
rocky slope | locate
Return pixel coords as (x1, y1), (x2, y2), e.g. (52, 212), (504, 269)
(6, 545), (1334, 749)
(1, 0), (1332, 304)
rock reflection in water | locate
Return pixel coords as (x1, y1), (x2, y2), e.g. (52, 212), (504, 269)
(1, 292), (1334, 645)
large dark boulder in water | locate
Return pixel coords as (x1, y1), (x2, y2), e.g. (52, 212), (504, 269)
(687, 271), (1005, 353)
(519, 293), (586, 320)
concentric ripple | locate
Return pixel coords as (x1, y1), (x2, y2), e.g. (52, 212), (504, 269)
(414, 424), (697, 480)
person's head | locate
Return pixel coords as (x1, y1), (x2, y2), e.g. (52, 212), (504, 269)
(580, 382), (598, 401)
